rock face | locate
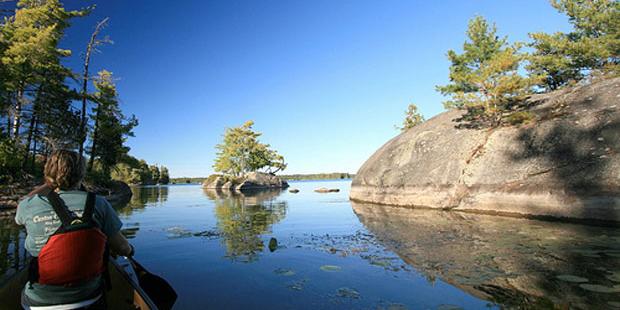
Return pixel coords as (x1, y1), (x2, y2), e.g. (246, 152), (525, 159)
(85, 180), (133, 206)
(203, 172), (289, 192)
(351, 77), (620, 222)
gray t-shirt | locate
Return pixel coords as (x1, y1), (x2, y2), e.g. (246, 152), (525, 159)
(15, 190), (123, 305)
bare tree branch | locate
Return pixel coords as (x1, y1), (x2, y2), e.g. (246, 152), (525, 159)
(77, 17), (110, 159)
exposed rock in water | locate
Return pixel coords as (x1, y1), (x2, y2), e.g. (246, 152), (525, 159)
(85, 180), (133, 206)
(202, 172), (289, 192)
(314, 188), (340, 193)
(289, 188), (300, 193)
(352, 201), (620, 309)
(351, 77), (620, 222)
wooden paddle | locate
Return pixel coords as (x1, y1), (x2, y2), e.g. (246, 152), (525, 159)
(128, 257), (178, 310)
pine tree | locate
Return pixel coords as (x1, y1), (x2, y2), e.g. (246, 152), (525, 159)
(399, 103), (424, 131)
(149, 165), (160, 184)
(436, 16), (537, 126)
(528, 0), (619, 90)
(1, 0), (87, 142)
(87, 70), (137, 178)
(214, 121), (286, 177)
(159, 166), (170, 184)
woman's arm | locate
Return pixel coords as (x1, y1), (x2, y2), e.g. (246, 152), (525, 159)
(109, 232), (134, 257)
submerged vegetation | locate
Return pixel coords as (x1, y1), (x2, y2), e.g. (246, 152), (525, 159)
(0, 0), (166, 185)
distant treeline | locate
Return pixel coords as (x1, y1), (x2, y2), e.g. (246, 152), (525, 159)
(279, 173), (355, 181)
(170, 177), (205, 184)
(170, 173), (355, 184)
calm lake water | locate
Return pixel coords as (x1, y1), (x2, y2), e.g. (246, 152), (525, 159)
(1, 180), (620, 309)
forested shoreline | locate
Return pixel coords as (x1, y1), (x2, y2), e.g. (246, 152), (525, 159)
(0, 0), (168, 188)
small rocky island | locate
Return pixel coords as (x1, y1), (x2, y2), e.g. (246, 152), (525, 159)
(203, 171), (289, 192)
(351, 77), (620, 223)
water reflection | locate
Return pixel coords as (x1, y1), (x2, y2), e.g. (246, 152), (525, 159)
(0, 217), (27, 286)
(352, 202), (620, 309)
(204, 188), (287, 262)
(117, 186), (169, 215)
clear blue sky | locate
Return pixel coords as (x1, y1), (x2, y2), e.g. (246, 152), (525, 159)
(54, 0), (570, 177)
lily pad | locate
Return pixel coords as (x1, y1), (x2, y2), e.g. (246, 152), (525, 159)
(336, 287), (360, 299)
(556, 274), (589, 283)
(274, 268), (296, 276)
(383, 303), (407, 310)
(287, 279), (306, 291)
(320, 265), (342, 272)
(579, 284), (620, 293)
(370, 259), (391, 268)
(165, 226), (193, 238)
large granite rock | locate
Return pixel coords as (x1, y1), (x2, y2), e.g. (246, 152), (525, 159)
(351, 77), (620, 222)
(202, 172), (289, 192)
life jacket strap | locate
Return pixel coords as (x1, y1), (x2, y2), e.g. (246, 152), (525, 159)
(45, 191), (76, 228)
(82, 192), (96, 225)
(45, 191), (96, 227)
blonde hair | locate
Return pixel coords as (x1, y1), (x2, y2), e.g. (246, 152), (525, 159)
(44, 150), (85, 190)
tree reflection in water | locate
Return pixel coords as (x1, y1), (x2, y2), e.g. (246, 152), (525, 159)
(117, 185), (169, 216)
(0, 217), (27, 285)
(204, 188), (287, 263)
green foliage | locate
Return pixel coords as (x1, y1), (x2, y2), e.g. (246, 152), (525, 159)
(158, 166), (170, 184)
(437, 16), (538, 126)
(399, 103), (425, 131)
(0, 137), (25, 182)
(214, 121), (287, 177)
(110, 154), (170, 185)
(149, 165), (160, 183)
(87, 70), (137, 177)
(527, 0), (620, 90)
(214, 195), (287, 262)
(110, 162), (142, 185)
(0, 3), (164, 186)
(506, 111), (535, 125)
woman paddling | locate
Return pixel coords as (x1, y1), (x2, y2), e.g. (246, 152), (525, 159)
(15, 149), (134, 310)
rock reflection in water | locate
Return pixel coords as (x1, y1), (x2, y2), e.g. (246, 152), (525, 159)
(352, 202), (620, 309)
(0, 218), (27, 285)
(204, 188), (287, 262)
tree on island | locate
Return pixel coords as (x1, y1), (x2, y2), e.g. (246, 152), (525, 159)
(213, 121), (287, 177)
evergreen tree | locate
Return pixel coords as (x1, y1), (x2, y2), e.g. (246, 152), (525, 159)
(528, 0), (619, 90)
(214, 121), (286, 177)
(87, 70), (137, 178)
(149, 165), (160, 184)
(1, 0), (86, 141)
(399, 103), (424, 131)
(437, 16), (537, 126)
(159, 166), (170, 184)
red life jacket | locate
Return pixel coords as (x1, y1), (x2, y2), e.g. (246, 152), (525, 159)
(29, 191), (108, 286)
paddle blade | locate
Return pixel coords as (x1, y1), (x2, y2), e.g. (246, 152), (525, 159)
(131, 259), (178, 310)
